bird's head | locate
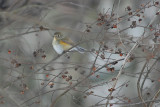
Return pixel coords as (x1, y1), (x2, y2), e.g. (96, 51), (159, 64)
(54, 32), (64, 40)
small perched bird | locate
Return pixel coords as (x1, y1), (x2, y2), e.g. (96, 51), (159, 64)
(52, 32), (86, 54)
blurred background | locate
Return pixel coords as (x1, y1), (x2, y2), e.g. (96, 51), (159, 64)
(0, 0), (160, 107)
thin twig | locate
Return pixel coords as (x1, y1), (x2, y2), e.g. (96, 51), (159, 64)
(105, 38), (140, 107)
(90, 44), (102, 73)
(21, 87), (68, 105)
(137, 61), (148, 107)
(149, 87), (160, 107)
(141, 59), (159, 91)
(91, 99), (160, 107)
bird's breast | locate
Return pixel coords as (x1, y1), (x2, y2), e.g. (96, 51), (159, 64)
(52, 37), (63, 54)
(53, 44), (64, 54)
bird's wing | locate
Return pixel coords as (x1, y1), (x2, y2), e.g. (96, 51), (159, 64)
(61, 36), (75, 46)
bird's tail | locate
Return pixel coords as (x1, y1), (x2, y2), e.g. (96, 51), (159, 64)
(71, 46), (86, 53)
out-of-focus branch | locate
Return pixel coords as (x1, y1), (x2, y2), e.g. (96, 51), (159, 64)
(137, 61), (148, 107)
(0, 29), (42, 41)
(0, 89), (22, 107)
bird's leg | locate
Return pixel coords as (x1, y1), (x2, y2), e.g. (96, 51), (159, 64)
(63, 52), (70, 59)
(65, 54), (70, 59)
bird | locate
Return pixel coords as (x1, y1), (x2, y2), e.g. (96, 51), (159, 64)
(52, 32), (86, 54)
